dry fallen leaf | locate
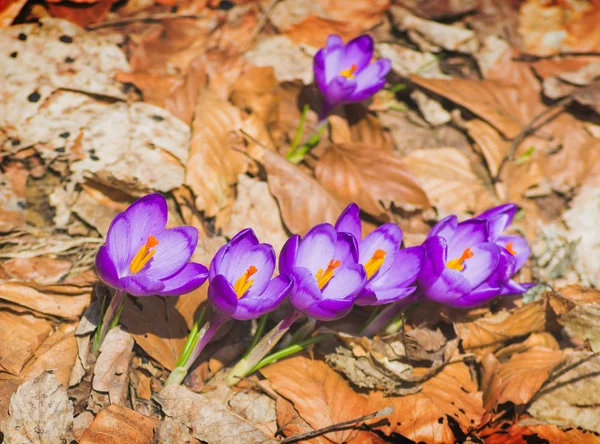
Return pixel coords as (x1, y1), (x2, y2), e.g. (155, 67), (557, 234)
(368, 362), (484, 443)
(529, 351), (600, 434)
(481, 347), (564, 412)
(155, 384), (277, 444)
(1, 372), (74, 443)
(275, 395), (330, 444)
(402, 147), (495, 216)
(260, 355), (370, 443)
(154, 418), (200, 444)
(92, 327), (134, 406)
(455, 301), (547, 356)
(79, 404), (157, 444)
(315, 143), (429, 218)
(482, 419), (600, 444)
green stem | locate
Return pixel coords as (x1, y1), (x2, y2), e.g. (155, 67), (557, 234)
(288, 104), (309, 154)
(286, 118), (328, 164)
(280, 318), (317, 349)
(175, 307), (207, 369)
(251, 333), (334, 374)
(244, 314), (268, 358)
(92, 289), (128, 356)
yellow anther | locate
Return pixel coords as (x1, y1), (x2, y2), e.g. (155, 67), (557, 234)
(505, 242), (516, 256)
(446, 248), (474, 272)
(340, 64), (358, 79)
(315, 259), (341, 289)
(129, 236), (159, 274)
(364, 249), (386, 279)
(233, 265), (258, 298)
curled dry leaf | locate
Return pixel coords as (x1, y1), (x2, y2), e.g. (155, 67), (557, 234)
(261, 355), (371, 443)
(185, 89), (248, 219)
(20, 323), (78, 388)
(79, 404), (157, 444)
(529, 351), (600, 434)
(481, 347), (564, 412)
(92, 327), (134, 406)
(495, 332), (560, 360)
(483, 420), (600, 444)
(455, 301), (547, 356)
(402, 147), (495, 216)
(0, 161), (27, 233)
(155, 384), (277, 444)
(247, 145), (344, 235)
(0, 309), (53, 375)
(0, 372), (74, 443)
(368, 362), (484, 443)
(315, 143), (429, 218)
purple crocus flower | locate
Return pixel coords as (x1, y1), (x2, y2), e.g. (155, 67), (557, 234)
(418, 204), (531, 308)
(95, 194), (208, 297)
(279, 223), (366, 321)
(314, 34), (392, 117)
(208, 228), (292, 321)
(335, 203), (425, 306)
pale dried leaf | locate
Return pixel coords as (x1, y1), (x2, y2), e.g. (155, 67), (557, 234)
(154, 418), (200, 444)
(80, 404), (157, 444)
(410, 90), (451, 126)
(155, 384), (277, 444)
(1, 373), (74, 443)
(245, 36), (314, 84)
(315, 143), (429, 218)
(403, 147), (495, 216)
(530, 351), (600, 434)
(377, 43), (449, 79)
(93, 327), (134, 405)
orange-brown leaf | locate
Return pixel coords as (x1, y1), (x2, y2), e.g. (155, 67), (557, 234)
(79, 404), (157, 444)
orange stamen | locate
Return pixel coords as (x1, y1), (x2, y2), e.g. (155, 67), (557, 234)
(505, 242), (516, 256)
(233, 265), (258, 299)
(446, 248), (474, 272)
(129, 236), (159, 274)
(340, 64), (358, 79)
(315, 259), (341, 289)
(364, 249), (387, 279)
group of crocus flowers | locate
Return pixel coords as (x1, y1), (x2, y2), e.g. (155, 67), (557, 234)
(93, 193), (531, 386)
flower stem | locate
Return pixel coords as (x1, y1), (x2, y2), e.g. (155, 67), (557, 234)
(225, 310), (302, 386)
(164, 315), (228, 387)
(279, 317), (317, 349)
(359, 306), (383, 335)
(92, 289), (127, 356)
(244, 314), (268, 358)
(286, 115), (328, 164)
(362, 302), (419, 337)
(251, 332), (334, 374)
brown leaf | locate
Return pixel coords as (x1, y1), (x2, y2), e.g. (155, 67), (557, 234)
(0, 0), (27, 27)
(368, 362), (484, 443)
(249, 146), (345, 235)
(260, 355), (369, 443)
(529, 351), (600, 434)
(315, 143), (429, 218)
(455, 301), (547, 355)
(155, 384), (277, 444)
(1, 372), (74, 443)
(275, 396), (330, 444)
(0, 373), (21, 422)
(0, 309), (54, 375)
(154, 418), (200, 444)
(0, 161), (27, 233)
(21, 323), (78, 388)
(92, 327), (134, 406)
(46, 0), (118, 27)
(495, 332), (560, 360)
(185, 89), (249, 218)
(402, 147), (496, 215)
(80, 404), (157, 444)
(484, 421), (600, 443)
(481, 347), (564, 412)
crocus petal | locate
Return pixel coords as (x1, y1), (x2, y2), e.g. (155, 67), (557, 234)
(334, 232), (359, 265)
(279, 235), (300, 277)
(498, 235), (530, 271)
(321, 264), (366, 301)
(236, 275), (292, 320)
(106, 194), (168, 275)
(460, 243), (501, 288)
(349, 58), (391, 99)
(500, 280), (535, 295)
(418, 236), (448, 289)
(323, 76), (357, 108)
(427, 215), (457, 240)
(288, 267), (323, 312)
(368, 246), (425, 291)
(344, 35), (374, 71)
(95, 246), (122, 290)
(296, 224), (337, 275)
(359, 223), (403, 278)
(208, 274), (239, 318)
(304, 297), (355, 321)
(142, 226), (198, 279)
(459, 282), (503, 306)
(324, 35), (345, 83)
(159, 262), (208, 296)
(313, 49), (327, 93)
(119, 274), (165, 297)
(355, 286), (417, 306)
(422, 268), (471, 306)
(447, 219), (488, 259)
(478, 204), (517, 239)
(210, 228), (258, 280)
(335, 203), (362, 241)
(235, 244), (277, 298)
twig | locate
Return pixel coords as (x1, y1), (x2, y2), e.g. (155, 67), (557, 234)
(85, 13), (210, 30)
(544, 350), (600, 387)
(513, 52), (600, 62)
(280, 406), (394, 443)
(493, 95), (572, 183)
(250, 0), (282, 44)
